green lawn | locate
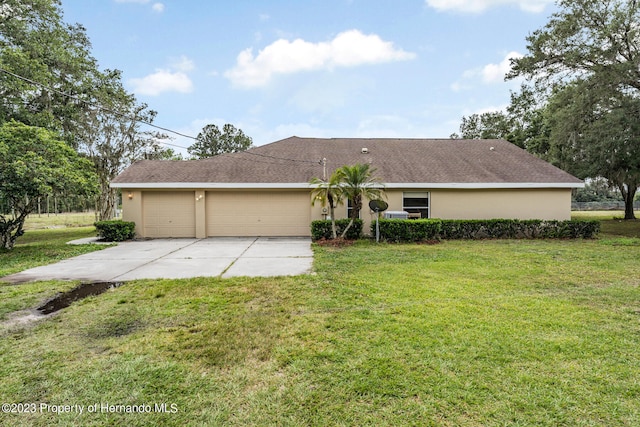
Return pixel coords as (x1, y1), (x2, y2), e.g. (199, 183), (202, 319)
(0, 216), (639, 426)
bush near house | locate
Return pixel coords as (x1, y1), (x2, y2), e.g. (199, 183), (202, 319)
(311, 219), (363, 240)
(373, 219), (442, 242)
(94, 220), (136, 242)
(372, 219), (600, 242)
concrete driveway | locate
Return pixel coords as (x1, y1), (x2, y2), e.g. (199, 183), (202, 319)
(1, 237), (313, 284)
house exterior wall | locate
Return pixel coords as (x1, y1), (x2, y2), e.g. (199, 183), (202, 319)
(121, 190), (143, 237)
(326, 188), (572, 237)
(430, 188), (572, 220)
(121, 187), (573, 238)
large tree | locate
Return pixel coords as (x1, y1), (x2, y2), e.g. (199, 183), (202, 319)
(1, 0), (173, 220)
(188, 123), (253, 158)
(450, 111), (513, 141)
(74, 71), (169, 220)
(0, 121), (96, 249)
(0, 0), (98, 138)
(451, 88), (551, 155)
(508, 0), (640, 219)
(545, 79), (640, 219)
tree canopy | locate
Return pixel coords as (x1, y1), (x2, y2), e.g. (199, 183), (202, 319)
(188, 124), (253, 158)
(508, 0), (640, 219)
(0, 121), (96, 249)
(0, 0), (99, 138)
(309, 163), (385, 239)
(453, 0), (640, 219)
(74, 70), (170, 220)
(334, 164), (384, 238)
(450, 111), (513, 141)
(1, 0), (172, 220)
(508, 0), (640, 92)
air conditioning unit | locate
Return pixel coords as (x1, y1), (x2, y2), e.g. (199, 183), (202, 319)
(384, 211), (409, 219)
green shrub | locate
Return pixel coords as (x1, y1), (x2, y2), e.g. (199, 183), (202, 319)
(311, 219), (363, 240)
(318, 218), (600, 242)
(95, 220), (136, 242)
(372, 219), (442, 242)
(439, 219), (600, 240)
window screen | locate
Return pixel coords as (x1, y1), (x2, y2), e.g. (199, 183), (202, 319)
(403, 192), (429, 218)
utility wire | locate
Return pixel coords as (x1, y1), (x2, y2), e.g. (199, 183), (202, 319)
(0, 66), (322, 165)
(0, 66), (195, 146)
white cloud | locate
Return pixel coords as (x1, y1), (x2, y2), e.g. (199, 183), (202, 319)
(480, 51), (523, 83)
(452, 51), (523, 90)
(129, 56), (195, 96)
(225, 29), (416, 88)
(426, 0), (553, 13)
(170, 55), (195, 73)
(152, 3), (165, 13)
(129, 71), (192, 96)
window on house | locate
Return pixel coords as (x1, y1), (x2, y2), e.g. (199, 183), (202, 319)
(403, 192), (429, 219)
(346, 199), (361, 219)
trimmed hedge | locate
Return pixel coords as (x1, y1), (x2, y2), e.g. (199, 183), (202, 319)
(439, 219), (600, 239)
(370, 218), (600, 242)
(95, 220), (136, 242)
(311, 219), (363, 240)
(373, 219), (442, 242)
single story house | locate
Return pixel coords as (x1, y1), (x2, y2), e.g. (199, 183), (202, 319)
(111, 136), (584, 238)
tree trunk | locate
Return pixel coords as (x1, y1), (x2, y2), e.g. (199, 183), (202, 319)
(97, 180), (118, 221)
(340, 218), (354, 239)
(620, 183), (637, 220)
(623, 192), (636, 220)
(328, 194), (337, 239)
(340, 196), (361, 238)
(0, 211), (29, 250)
(329, 206), (337, 239)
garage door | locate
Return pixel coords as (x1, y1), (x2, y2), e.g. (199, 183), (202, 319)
(143, 191), (196, 238)
(206, 191), (310, 237)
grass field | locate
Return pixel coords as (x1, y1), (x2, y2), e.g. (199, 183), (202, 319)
(22, 212), (97, 230)
(0, 213), (639, 426)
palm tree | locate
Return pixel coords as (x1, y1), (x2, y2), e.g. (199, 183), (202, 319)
(335, 163), (384, 238)
(310, 171), (344, 239)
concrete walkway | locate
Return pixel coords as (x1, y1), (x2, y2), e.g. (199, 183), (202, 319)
(1, 237), (313, 284)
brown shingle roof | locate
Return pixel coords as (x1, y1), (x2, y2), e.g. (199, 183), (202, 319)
(111, 137), (582, 187)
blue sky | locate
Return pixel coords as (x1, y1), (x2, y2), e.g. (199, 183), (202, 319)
(60, 0), (556, 154)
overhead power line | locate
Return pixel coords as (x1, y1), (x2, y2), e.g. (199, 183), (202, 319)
(0, 66), (195, 146)
(0, 66), (322, 165)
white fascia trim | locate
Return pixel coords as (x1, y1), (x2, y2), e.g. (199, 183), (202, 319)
(110, 182), (312, 189)
(111, 181), (584, 190)
(384, 182), (585, 189)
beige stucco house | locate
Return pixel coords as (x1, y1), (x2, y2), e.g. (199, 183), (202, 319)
(111, 137), (584, 238)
